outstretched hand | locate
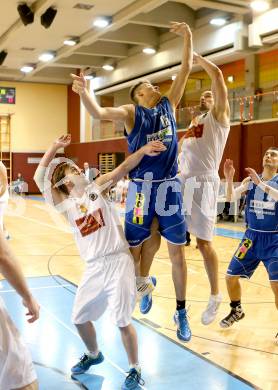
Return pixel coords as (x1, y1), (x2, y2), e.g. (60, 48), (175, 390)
(170, 22), (192, 38)
(71, 72), (86, 95)
(54, 134), (71, 149)
(143, 140), (167, 156)
(245, 167), (260, 185)
(223, 159), (235, 181)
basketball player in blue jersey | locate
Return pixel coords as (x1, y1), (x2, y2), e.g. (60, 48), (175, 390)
(71, 21), (193, 342)
(220, 149), (278, 342)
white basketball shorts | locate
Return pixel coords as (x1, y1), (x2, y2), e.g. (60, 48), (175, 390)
(72, 250), (136, 327)
(181, 174), (220, 242)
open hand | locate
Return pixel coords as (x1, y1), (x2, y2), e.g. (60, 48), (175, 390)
(143, 140), (167, 156)
(54, 134), (71, 149)
(223, 159), (235, 181)
(245, 167), (260, 185)
(71, 72), (86, 95)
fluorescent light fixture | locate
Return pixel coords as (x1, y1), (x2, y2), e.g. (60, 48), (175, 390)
(39, 52), (55, 62)
(210, 18), (226, 26)
(143, 47), (156, 55)
(20, 65), (34, 73)
(63, 38), (78, 46)
(227, 75), (234, 83)
(93, 17), (110, 28)
(102, 64), (114, 71)
(251, 1), (270, 12)
(171, 74), (177, 81)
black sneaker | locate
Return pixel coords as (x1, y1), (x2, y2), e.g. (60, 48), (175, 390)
(220, 306), (245, 328)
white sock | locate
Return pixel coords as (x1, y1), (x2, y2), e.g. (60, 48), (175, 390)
(88, 350), (99, 358)
(210, 293), (222, 300)
(129, 363), (141, 373)
(136, 276), (151, 285)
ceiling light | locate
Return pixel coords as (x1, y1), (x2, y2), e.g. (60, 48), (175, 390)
(210, 18), (226, 26)
(39, 52), (55, 62)
(20, 65), (34, 73)
(93, 17), (110, 28)
(227, 75), (234, 83)
(143, 47), (156, 55)
(250, 1), (270, 12)
(102, 64), (114, 71)
(171, 74), (177, 81)
(63, 38), (78, 46)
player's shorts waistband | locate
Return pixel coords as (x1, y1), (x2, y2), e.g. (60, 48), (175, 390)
(180, 170), (219, 180)
(131, 176), (177, 183)
(248, 227), (278, 233)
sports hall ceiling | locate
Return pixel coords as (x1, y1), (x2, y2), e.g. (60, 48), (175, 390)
(0, 1), (277, 89)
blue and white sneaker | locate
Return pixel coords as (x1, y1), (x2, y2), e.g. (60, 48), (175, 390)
(122, 368), (145, 390)
(174, 308), (191, 342)
(139, 276), (156, 314)
(71, 352), (104, 375)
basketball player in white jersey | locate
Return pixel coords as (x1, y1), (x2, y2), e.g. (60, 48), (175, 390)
(0, 230), (40, 390)
(179, 53), (230, 325)
(34, 135), (166, 390)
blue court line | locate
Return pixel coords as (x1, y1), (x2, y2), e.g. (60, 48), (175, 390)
(1, 275), (257, 390)
(214, 227), (244, 239)
(25, 195), (45, 202)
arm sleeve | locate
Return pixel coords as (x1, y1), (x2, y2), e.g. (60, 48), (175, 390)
(258, 182), (278, 202)
(230, 181), (249, 201)
(33, 166), (47, 193)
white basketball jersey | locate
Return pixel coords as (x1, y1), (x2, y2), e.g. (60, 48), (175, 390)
(66, 185), (128, 262)
(179, 111), (230, 178)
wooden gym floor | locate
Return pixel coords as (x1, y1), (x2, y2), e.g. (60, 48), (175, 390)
(1, 195), (277, 390)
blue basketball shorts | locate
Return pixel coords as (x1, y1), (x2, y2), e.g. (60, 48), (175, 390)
(227, 229), (278, 281)
(124, 178), (187, 247)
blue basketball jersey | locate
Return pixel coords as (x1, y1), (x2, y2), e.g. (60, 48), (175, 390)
(245, 174), (278, 231)
(126, 97), (178, 180)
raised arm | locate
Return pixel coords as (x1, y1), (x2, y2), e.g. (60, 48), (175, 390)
(34, 135), (71, 205)
(96, 141), (167, 189)
(71, 73), (134, 125)
(245, 167), (278, 201)
(0, 231), (40, 323)
(0, 161), (8, 197)
(167, 22), (193, 109)
(194, 53), (230, 125)
(224, 159), (249, 201)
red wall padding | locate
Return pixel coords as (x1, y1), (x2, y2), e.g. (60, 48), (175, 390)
(65, 138), (129, 168)
(67, 85), (80, 143)
(240, 121), (278, 179)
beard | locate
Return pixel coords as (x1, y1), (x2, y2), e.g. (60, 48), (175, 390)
(199, 101), (208, 111)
